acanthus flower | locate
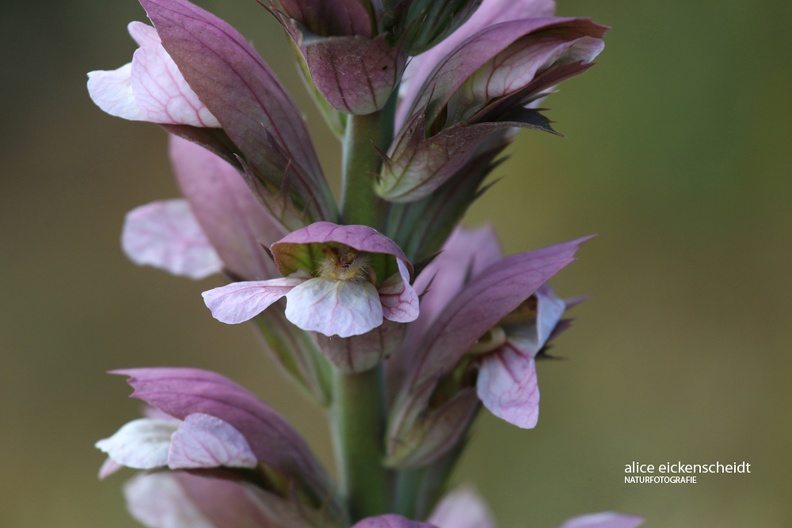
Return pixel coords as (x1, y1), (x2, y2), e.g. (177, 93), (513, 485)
(87, 21), (219, 127)
(89, 0), (337, 224)
(203, 222), (419, 340)
(386, 226), (589, 467)
(96, 368), (345, 527)
(377, 0), (608, 202)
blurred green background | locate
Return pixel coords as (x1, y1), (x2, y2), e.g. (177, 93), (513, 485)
(2, 0), (790, 526)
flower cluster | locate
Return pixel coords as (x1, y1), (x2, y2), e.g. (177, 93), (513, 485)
(88, 0), (642, 526)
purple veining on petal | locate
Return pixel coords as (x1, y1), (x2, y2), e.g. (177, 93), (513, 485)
(272, 222), (412, 276)
(168, 413), (257, 469)
(112, 367), (334, 503)
(284, 278), (384, 338)
(121, 199), (223, 279)
(477, 344), (539, 428)
(202, 278), (305, 324)
(87, 21), (219, 127)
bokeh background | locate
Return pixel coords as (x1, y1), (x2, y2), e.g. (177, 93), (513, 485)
(2, 0), (790, 526)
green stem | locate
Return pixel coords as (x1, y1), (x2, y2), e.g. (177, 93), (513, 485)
(340, 97), (396, 229)
(393, 466), (427, 519)
(331, 365), (390, 521)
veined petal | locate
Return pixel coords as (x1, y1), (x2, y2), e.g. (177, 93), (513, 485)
(202, 278), (304, 324)
(285, 278), (383, 338)
(87, 21), (219, 127)
(378, 259), (419, 323)
(272, 222), (412, 277)
(95, 418), (179, 470)
(139, 0), (328, 200)
(414, 18), (607, 128)
(296, 34), (405, 115)
(556, 512), (644, 528)
(410, 237), (590, 389)
(353, 514), (437, 528)
(477, 345), (539, 428)
(113, 368), (340, 518)
(428, 487), (495, 528)
(126, 471), (338, 528)
(121, 199), (222, 279)
(398, 0), (555, 125)
(168, 413), (257, 469)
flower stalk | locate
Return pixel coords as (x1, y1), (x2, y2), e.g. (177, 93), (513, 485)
(340, 95), (397, 228)
(331, 365), (390, 520)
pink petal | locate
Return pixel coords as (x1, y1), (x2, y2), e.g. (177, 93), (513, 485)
(447, 37), (604, 124)
(285, 278), (383, 337)
(121, 199), (222, 279)
(169, 136), (285, 281)
(556, 512), (644, 528)
(168, 413), (257, 469)
(398, 0), (556, 127)
(95, 418), (179, 470)
(97, 457), (124, 480)
(353, 514), (438, 528)
(139, 0), (327, 196)
(87, 22), (219, 127)
(201, 278), (304, 324)
(477, 346), (539, 428)
(113, 368), (341, 518)
(87, 63), (146, 121)
(411, 237), (590, 389)
(429, 487), (496, 528)
(124, 473), (216, 528)
(126, 471), (332, 528)
(378, 259), (419, 323)
(272, 221), (412, 277)
(129, 29), (219, 126)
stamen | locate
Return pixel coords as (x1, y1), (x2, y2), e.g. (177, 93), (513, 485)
(468, 326), (508, 355)
(318, 245), (371, 281)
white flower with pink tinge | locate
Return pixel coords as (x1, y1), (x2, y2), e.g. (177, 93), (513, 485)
(87, 21), (219, 127)
(202, 222), (419, 338)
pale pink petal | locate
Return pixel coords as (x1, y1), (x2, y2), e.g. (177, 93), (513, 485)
(556, 512), (644, 528)
(88, 21), (219, 127)
(95, 418), (178, 469)
(272, 221), (412, 277)
(127, 20), (162, 47)
(124, 473), (216, 528)
(87, 63), (147, 120)
(378, 259), (419, 323)
(429, 487), (495, 528)
(129, 36), (219, 127)
(169, 136), (285, 281)
(97, 457), (124, 480)
(201, 278), (304, 324)
(353, 514), (437, 528)
(168, 413), (257, 469)
(535, 285), (566, 345)
(121, 199), (222, 279)
(285, 278), (383, 337)
(477, 345), (539, 428)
